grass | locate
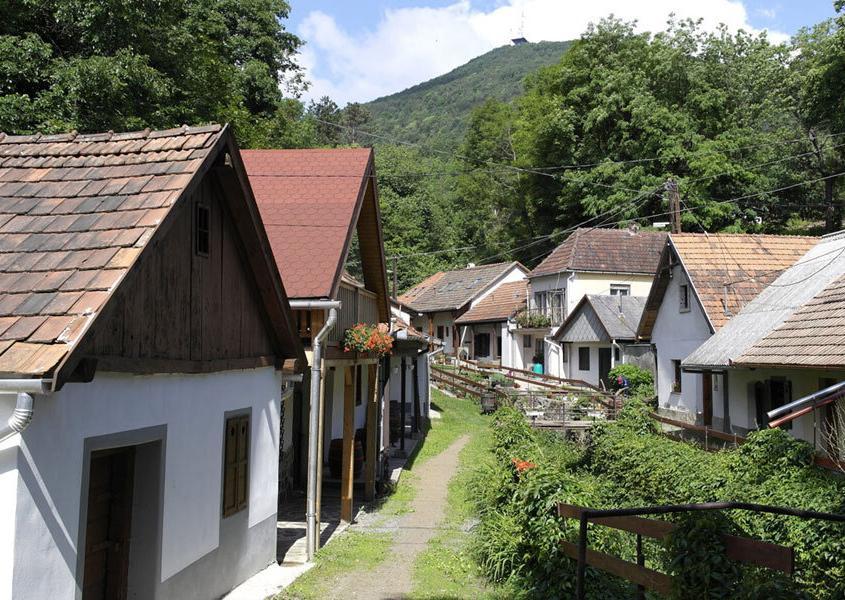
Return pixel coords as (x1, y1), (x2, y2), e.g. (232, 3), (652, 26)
(278, 532), (393, 600)
(409, 390), (511, 599)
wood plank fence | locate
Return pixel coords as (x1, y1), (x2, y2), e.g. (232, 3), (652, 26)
(558, 501), (845, 599)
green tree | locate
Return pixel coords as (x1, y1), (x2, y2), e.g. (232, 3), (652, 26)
(307, 96), (341, 146)
(0, 0), (306, 145)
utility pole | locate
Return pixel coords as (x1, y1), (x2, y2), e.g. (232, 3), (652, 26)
(392, 256), (398, 299)
(665, 179), (682, 234)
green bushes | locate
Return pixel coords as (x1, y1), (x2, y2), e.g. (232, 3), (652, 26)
(471, 404), (845, 599)
(607, 364), (654, 397)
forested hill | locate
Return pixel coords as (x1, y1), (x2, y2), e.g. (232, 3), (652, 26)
(364, 40), (572, 149)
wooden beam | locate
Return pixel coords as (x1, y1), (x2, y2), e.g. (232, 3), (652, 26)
(560, 541), (674, 596)
(341, 366), (356, 523)
(365, 363), (378, 501)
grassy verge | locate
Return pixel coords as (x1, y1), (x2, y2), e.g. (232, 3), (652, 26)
(409, 390), (511, 599)
(278, 531), (393, 600)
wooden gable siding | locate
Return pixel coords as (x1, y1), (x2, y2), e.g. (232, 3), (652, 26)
(355, 176), (389, 322)
(75, 175), (276, 373)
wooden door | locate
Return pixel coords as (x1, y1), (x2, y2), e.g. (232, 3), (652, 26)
(702, 371), (713, 427)
(83, 447), (136, 600)
(598, 348), (612, 389)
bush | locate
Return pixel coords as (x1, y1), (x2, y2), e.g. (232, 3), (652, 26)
(607, 363), (653, 396)
(470, 404), (845, 599)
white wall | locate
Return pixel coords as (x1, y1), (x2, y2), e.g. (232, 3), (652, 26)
(651, 265), (714, 419)
(528, 271), (654, 318)
(325, 361), (371, 458)
(1, 367), (280, 600)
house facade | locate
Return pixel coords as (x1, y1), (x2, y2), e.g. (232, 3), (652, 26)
(552, 294), (651, 388)
(682, 231), (845, 457)
(399, 262), (527, 356)
(638, 233), (817, 428)
(454, 280), (527, 365)
(0, 125), (304, 600)
(525, 228), (666, 376)
(243, 148), (391, 534)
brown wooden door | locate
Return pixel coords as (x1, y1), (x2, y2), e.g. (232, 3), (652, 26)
(598, 348), (612, 389)
(702, 371), (713, 427)
(83, 447), (136, 600)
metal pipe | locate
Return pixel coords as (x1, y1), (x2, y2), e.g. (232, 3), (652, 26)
(304, 302), (340, 561)
(0, 379), (50, 394)
(768, 380), (845, 421)
(0, 393), (35, 443)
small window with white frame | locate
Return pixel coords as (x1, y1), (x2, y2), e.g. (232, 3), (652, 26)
(609, 284), (630, 296)
(679, 284), (690, 312)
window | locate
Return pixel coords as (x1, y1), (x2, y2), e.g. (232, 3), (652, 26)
(610, 284), (630, 296)
(195, 203), (210, 256)
(672, 360), (682, 392)
(223, 414), (249, 517)
(535, 338), (544, 359)
(355, 364), (363, 406)
(614, 347), (621, 362)
(436, 325), (445, 340)
(679, 284), (690, 312)
(523, 334), (533, 349)
(474, 333), (490, 357)
(578, 347), (590, 371)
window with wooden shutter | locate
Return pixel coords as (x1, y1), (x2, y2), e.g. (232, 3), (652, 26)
(223, 414), (249, 517)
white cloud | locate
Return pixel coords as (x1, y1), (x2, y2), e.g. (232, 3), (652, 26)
(297, 1), (789, 105)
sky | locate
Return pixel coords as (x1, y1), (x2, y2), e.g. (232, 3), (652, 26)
(288, 1), (838, 106)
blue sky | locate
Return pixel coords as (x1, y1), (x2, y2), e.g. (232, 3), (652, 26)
(288, 1), (839, 105)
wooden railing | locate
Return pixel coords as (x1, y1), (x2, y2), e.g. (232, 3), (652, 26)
(558, 502), (845, 599)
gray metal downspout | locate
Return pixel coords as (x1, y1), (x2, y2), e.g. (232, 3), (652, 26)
(291, 300), (341, 561)
(0, 379), (51, 444)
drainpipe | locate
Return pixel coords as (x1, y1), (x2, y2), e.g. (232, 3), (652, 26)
(611, 340), (621, 368)
(0, 379), (51, 444)
(290, 300), (341, 562)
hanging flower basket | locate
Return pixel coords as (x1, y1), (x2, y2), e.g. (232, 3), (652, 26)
(343, 323), (393, 357)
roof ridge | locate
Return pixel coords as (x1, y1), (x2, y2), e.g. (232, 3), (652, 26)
(0, 123), (222, 145)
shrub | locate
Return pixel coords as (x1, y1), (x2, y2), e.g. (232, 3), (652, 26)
(607, 363), (653, 396)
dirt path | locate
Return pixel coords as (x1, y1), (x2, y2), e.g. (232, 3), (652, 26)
(324, 434), (470, 599)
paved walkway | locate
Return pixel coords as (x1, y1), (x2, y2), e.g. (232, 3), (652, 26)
(322, 434), (470, 599)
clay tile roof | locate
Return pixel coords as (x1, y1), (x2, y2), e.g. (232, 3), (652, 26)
(455, 280), (527, 324)
(399, 262), (526, 313)
(671, 233), (817, 330)
(531, 228), (667, 277)
(0, 124), (224, 376)
(241, 148), (373, 299)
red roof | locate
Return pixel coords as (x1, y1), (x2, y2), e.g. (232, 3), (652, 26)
(242, 148), (373, 299)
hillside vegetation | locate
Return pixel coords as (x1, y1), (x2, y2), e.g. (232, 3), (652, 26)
(364, 41), (572, 150)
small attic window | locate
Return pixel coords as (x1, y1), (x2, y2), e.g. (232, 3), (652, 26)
(195, 203), (210, 256)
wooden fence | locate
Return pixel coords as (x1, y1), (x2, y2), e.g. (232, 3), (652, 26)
(557, 501), (845, 599)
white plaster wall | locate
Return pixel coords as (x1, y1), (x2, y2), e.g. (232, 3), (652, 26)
(0, 396), (18, 600)
(528, 271), (653, 317)
(726, 367), (845, 449)
(545, 340), (565, 378)
(567, 342), (611, 387)
(651, 266), (713, 418)
(501, 323), (514, 368)
(4, 367), (280, 599)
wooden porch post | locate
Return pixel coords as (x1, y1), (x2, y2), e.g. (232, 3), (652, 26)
(413, 356), (421, 435)
(365, 363), (378, 501)
(400, 357), (407, 453)
(341, 366), (355, 523)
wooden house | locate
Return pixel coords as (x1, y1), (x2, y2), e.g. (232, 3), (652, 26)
(0, 125), (305, 599)
(637, 233), (816, 429)
(242, 148), (390, 554)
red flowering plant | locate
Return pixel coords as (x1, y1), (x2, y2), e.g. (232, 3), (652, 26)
(511, 457), (536, 477)
(343, 323), (393, 357)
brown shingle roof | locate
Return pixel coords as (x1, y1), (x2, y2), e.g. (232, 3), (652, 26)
(455, 280), (527, 324)
(531, 228), (667, 277)
(0, 124), (225, 376)
(399, 262), (526, 313)
(241, 148), (373, 299)
(737, 273), (845, 368)
(671, 233), (817, 330)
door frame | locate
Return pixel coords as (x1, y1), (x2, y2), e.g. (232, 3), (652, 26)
(702, 371), (713, 427)
(76, 426), (166, 600)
